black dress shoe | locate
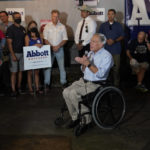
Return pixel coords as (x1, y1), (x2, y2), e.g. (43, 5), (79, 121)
(66, 119), (80, 129)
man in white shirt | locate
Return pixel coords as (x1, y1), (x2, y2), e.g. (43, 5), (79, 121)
(75, 5), (97, 57)
(63, 33), (113, 129)
(43, 9), (68, 89)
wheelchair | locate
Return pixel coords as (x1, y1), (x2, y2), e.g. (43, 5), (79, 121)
(54, 81), (126, 136)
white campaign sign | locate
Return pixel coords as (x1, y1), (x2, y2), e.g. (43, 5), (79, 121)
(6, 8), (25, 22)
(90, 8), (105, 22)
(23, 45), (51, 70)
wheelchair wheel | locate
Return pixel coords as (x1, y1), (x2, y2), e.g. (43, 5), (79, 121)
(92, 86), (125, 130)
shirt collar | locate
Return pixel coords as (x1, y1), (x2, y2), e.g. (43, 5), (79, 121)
(83, 16), (90, 21)
(89, 47), (105, 56)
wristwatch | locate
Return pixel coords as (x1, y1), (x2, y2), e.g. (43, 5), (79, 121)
(87, 63), (92, 68)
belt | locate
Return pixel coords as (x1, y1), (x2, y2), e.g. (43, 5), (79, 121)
(83, 79), (106, 84)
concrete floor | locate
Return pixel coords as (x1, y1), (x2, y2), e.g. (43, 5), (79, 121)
(0, 67), (150, 150)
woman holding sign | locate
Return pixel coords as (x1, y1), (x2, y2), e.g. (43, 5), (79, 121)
(25, 21), (43, 95)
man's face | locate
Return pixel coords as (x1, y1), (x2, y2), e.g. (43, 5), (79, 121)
(0, 12), (8, 23)
(51, 12), (59, 24)
(90, 35), (103, 52)
(13, 13), (21, 20)
(107, 11), (115, 22)
(137, 32), (146, 43)
(81, 11), (89, 18)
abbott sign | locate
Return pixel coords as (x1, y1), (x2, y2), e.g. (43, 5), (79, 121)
(125, 0), (150, 40)
(23, 45), (51, 70)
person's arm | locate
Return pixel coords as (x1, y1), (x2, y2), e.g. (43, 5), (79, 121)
(25, 35), (29, 46)
(114, 36), (124, 43)
(126, 49), (133, 60)
(0, 38), (6, 49)
(7, 38), (17, 61)
(146, 43), (150, 51)
(75, 56), (98, 74)
(53, 25), (68, 52)
(43, 24), (52, 46)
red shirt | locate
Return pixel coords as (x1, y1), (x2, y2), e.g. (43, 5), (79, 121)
(0, 30), (5, 40)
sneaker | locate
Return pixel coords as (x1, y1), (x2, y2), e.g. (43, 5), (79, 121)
(135, 84), (148, 92)
(66, 119), (80, 129)
(17, 88), (26, 95)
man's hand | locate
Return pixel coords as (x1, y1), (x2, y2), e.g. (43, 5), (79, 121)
(75, 55), (90, 66)
(107, 39), (115, 46)
(12, 54), (17, 62)
(76, 43), (83, 51)
(52, 45), (60, 52)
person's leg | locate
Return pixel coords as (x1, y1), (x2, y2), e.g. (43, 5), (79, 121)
(63, 78), (87, 121)
(35, 69), (40, 91)
(17, 71), (22, 89)
(18, 53), (24, 91)
(112, 54), (120, 87)
(11, 72), (16, 92)
(27, 70), (33, 92)
(55, 47), (67, 85)
(137, 68), (147, 85)
(43, 53), (54, 86)
(10, 54), (18, 93)
(63, 78), (100, 124)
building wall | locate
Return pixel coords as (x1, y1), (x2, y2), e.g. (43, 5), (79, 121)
(0, 0), (124, 38)
(0, 0), (124, 64)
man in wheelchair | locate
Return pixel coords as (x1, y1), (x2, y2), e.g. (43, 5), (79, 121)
(63, 33), (114, 131)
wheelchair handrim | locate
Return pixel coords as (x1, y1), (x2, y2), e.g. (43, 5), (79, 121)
(92, 86), (126, 130)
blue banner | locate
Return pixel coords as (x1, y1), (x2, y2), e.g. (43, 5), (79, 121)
(125, 0), (150, 41)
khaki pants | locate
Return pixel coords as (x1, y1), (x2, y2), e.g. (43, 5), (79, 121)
(63, 78), (100, 124)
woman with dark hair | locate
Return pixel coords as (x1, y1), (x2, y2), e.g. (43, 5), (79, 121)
(25, 21), (43, 95)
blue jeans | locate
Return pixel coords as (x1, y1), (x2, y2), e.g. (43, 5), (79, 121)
(44, 47), (67, 85)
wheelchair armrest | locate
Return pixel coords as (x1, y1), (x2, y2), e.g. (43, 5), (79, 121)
(81, 87), (101, 107)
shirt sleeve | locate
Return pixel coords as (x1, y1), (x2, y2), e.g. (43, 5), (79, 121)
(43, 24), (49, 40)
(95, 54), (114, 78)
(117, 23), (124, 37)
(82, 20), (97, 46)
(0, 30), (5, 39)
(75, 22), (81, 44)
(6, 27), (13, 39)
(62, 25), (68, 41)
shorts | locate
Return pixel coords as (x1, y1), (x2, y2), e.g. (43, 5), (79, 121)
(10, 53), (24, 72)
(130, 61), (149, 73)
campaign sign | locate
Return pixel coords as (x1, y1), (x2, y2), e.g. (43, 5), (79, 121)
(125, 0), (150, 41)
(23, 45), (51, 70)
(6, 8), (25, 22)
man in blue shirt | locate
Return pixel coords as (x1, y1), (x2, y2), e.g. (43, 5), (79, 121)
(99, 9), (124, 87)
(63, 33), (114, 129)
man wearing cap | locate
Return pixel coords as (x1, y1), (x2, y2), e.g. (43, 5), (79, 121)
(75, 5), (97, 57)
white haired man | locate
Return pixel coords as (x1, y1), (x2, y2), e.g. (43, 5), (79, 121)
(63, 33), (114, 129)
